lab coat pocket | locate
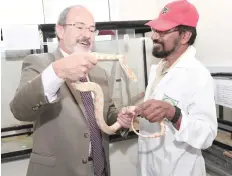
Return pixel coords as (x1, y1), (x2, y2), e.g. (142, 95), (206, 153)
(161, 71), (193, 111)
(162, 82), (187, 111)
(162, 94), (179, 106)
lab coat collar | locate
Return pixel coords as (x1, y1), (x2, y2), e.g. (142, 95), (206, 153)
(156, 46), (196, 76)
(173, 45), (196, 68)
(158, 45), (196, 73)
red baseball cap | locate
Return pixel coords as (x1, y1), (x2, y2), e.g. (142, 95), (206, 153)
(145, 0), (199, 31)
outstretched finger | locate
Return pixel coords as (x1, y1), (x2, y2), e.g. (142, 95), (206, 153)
(88, 55), (98, 65)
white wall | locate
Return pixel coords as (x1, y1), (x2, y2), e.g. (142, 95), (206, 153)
(192, 0), (232, 67)
(43, 0), (110, 23)
(0, 0), (110, 24)
(143, 0), (232, 121)
(0, 0), (157, 24)
(142, 0), (232, 71)
(109, 0), (158, 21)
(0, 2), (231, 176)
(1, 0), (232, 126)
(0, 0), (44, 24)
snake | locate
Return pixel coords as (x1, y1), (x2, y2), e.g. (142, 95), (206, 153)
(71, 52), (165, 138)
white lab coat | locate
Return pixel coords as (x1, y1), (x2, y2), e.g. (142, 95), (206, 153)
(137, 46), (218, 176)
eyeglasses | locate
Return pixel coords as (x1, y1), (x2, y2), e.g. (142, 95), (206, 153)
(151, 27), (179, 37)
(63, 22), (98, 34)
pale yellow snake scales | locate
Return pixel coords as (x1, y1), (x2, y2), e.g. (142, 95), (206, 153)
(72, 52), (165, 138)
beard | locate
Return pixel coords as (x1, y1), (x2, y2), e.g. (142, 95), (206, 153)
(66, 37), (91, 54)
(76, 37), (91, 48)
(152, 38), (180, 58)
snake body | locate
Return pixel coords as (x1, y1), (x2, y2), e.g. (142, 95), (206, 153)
(73, 82), (121, 134)
(72, 52), (165, 137)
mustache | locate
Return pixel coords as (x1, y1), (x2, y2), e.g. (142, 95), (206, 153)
(76, 37), (91, 46)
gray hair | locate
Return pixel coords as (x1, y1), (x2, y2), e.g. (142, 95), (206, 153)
(55, 5), (85, 40)
(57, 6), (74, 25)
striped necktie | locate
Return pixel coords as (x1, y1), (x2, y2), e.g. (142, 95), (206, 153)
(79, 77), (106, 176)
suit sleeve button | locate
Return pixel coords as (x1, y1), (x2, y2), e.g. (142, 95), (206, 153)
(84, 133), (89, 138)
(32, 106), (39, 111)
(82, 158), (88, 164)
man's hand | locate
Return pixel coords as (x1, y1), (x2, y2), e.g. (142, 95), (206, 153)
(53, 52), (98, 81)
(134, 99), (175, 123)
(117, 106), (136, 128)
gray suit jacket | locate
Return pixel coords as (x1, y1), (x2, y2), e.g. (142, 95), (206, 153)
(10, 48), (122, 176)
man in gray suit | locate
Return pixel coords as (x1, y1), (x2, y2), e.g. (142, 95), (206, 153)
(10, 5), (134, 176)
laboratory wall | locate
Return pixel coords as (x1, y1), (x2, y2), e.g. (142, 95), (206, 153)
(144, 0), (232, 69)
(1, 0), (232, 128)
(1, 1), (231, 176)
(143, 0), (232, 121)
(0, 0), (110, 24)
(1, 56), (27, 127)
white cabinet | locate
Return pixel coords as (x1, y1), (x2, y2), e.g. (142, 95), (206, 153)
(42, 0), (110, 23)
(0, 0), (44, 24)
(1, 58), (33, 128)
(109, 138), (138, 176)
(1, 159), (29, 176)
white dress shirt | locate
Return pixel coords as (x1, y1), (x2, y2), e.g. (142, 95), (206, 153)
(41, 49), (93, 103)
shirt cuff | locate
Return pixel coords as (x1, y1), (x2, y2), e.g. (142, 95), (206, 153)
(41, 63), (64, 103)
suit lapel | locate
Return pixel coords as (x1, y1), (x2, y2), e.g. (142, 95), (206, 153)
(88, 67), (99, 82)
(53, 48), (63, 61)
(88, 67), (109, 121)
(65, 81), (88, 119)
(52, 48), (88, 120)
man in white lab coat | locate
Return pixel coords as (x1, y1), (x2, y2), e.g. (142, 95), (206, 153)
(135, 1), (218, 175)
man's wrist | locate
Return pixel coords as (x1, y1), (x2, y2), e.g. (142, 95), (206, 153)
(170, 106), (181, 124)
(168, 106), (176, 121)
(119, 128), (130, 138)
(52, 60), (65, 80)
